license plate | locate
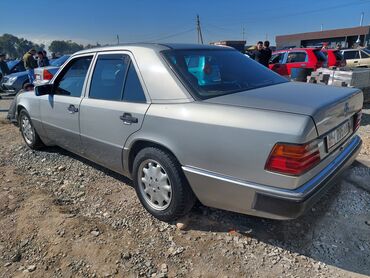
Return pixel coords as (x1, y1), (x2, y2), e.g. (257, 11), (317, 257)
(326, 121), (351, 150)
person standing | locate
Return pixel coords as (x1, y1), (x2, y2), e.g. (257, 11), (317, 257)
(23, 49), (37, 83)
(263, 41), (272, 66)
(37, 51), (49, 67)
(251, 41), (264, 65)
(0, 53), (10, 76)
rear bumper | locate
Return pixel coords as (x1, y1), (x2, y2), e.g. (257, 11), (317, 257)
(183, 135), (362, 220)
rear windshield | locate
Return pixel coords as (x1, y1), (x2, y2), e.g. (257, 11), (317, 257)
(162, 49), (287, 100)
(50, 55), (70, 67)
(313, 50), (327, 62)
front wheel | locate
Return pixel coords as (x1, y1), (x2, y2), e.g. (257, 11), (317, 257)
(19, 109), (44, 149)
(133, 147), (196, 222)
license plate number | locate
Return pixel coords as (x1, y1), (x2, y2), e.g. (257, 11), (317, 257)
(326, 121), (351, 150)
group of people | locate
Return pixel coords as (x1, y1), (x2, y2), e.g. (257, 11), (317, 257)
(22, 48), (50, 83)
(0, 48), (50, 83)
(250, 40), (272, 67)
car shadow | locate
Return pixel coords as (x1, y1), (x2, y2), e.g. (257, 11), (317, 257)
(36, 146), (370, 276)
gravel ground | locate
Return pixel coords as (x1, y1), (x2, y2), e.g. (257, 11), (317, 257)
(0, 99), (369, 277)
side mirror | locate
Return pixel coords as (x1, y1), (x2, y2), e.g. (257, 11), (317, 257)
(35, 84), (53, 96)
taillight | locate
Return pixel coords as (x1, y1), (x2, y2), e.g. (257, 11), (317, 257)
(354, 111), (362, 131)
(43, 69), (54, 80)
(265, 141), (321, 176)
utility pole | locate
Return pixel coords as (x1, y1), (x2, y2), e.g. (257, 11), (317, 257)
(360, 12), (364, 26)
(117, 34), (120, 45)
(196, 14), (204, 44)
(320, 24), (323, 31)
(242, 25), (245, 41)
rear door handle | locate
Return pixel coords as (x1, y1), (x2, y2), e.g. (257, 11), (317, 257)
(120, 113), (138, 125)
(354, 61), (359, 63)
(67, 104), (78, 114)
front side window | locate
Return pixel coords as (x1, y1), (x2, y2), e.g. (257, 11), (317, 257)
(162, 49), (287, 100)
(343, 51), (360, 60)
(54, 56), (92, 97)
(361, 50), (370, 58)
(89, 54), (129, 101)
(286, 52), (307, 63)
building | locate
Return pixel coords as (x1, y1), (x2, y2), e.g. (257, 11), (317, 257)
(210, 40), (246, 52)
(276, 26), (370, 49)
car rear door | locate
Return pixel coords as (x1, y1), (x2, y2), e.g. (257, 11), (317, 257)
(39, 54), (94, 153)
(79, 52), (150, 173)
(268, 52), (288, 76)
(359, 50), (370, 67)
(285, 50), (308, 74)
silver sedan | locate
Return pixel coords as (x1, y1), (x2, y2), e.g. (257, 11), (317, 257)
(15, 44), (363, 221)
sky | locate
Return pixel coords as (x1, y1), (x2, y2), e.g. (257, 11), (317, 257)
(1, 0), (370, 49)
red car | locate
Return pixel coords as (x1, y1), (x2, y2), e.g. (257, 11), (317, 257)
(269, 48), (326, 76)
(321, 49), (346, 67)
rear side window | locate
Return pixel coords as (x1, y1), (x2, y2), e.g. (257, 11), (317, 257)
(313, 50), (327, 62)
(343, 51), (360, 60)
(123, 64), (146, 103)
(89, 54), (129, 101)
(286, 52), (307, 63)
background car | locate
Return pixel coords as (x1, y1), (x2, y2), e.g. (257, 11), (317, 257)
(340, 48), (370, 68)
(321, 49), (346, 67)
(1, 70), (29, 95)
(34, 55), (70, 85)
(269, 48), (326, 76)
(1, 55), (70, 94)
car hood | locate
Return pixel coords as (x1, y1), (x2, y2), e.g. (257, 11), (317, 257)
(5, 71), (28, 78)
(205, 81), (363, 135)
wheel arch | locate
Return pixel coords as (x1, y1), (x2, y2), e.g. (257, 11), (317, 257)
(127, 139), (182, 176)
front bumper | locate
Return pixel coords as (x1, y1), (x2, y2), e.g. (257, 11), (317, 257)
(183, 135), (362, 220)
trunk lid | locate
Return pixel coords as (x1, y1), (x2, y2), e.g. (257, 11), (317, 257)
(205, 82), (363, 136)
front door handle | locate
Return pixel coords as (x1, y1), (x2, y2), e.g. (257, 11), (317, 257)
(354, 60), (359, 63)
(120, 113), (138, 125)
(67, 104), (78, 114)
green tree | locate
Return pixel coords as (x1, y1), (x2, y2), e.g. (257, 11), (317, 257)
(49, 40), (83, 55)
(0, 33), (44, 58)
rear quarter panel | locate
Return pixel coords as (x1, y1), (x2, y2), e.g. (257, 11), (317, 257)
(126, 102), (318, 190)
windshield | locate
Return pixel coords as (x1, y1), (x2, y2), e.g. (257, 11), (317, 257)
(314, 50), (327, 62)
(162, 49), (287, 100)
(50, 55), (70, 67)
(6, 60), (19, 70)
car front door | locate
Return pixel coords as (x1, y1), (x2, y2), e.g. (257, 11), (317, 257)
(39, 55), (94, 153)
(269, 52), (288, 76)
(79, 52), (150, 173)
(342, 50), (360, 67)
(285, 51), (308, 74)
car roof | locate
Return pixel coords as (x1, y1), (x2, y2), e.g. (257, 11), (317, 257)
(74, 43), (228, 55)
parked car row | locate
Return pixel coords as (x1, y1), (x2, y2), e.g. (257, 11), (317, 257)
(1, 55), (70, 94)
(268, 47), (370, 77)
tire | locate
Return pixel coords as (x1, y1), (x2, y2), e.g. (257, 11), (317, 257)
(19, 109), (44, 149)
(133, 147), (196, 222)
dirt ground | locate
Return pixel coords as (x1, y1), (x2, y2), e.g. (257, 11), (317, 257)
(0, 97), (369, 278)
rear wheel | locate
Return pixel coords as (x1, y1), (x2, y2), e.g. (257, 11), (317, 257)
(133, 147), (196, 222)
(19, 109), (44, 149)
